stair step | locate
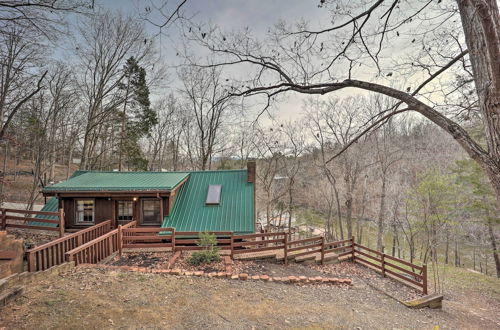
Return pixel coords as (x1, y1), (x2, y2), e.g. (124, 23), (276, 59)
(295, 254), (317, 262)
(233, 250), (278, 261)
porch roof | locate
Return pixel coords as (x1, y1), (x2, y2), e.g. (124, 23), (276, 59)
(42, 171), (189, 193)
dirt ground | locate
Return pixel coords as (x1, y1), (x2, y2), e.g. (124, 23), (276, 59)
(1, 264), (499, 329)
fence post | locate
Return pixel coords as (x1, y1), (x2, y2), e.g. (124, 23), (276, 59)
(1, 208), (6, 230)
(351, 236), (355, 262)
(27, 251), (35, 272)
(422, 264), (428, 295)
(321, 236), (325, 265)
(171, 228), (176, 252)
(230, 232), (234, 259)
(118, 225), (123, 256)
(284, 233), (288, 266)
(381, 253), (386, 277)
(108, 234), (113, 257)
(58, 208), (65, 238)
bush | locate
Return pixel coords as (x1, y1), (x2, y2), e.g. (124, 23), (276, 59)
(188, 232), (221, 265)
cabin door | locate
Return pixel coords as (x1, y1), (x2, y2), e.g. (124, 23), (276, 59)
(141, 199), (161, 225)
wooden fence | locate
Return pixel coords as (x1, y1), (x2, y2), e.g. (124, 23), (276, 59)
(121, 226), (175, 249)
(121, 227), (234, 251)
(176, 231), (233, 250)
(56, 227), (428, 294)
(284, 236), (325, 265)
(65, 221), (137, 265)
(26, 220), (112, 271)
(1, 208), (65, 237)
(231, 232), (287, 256)
(352, 242), (428, 294)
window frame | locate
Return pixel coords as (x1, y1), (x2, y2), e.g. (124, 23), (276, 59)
(140, 198), (161, 225)
(205, 184), (222, 205)
(116, 200), (134, 221)
(74, 199), (95, 225)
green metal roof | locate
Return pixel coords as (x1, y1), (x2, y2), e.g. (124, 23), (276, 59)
(28, 197), (59, 227)
(162, 170), (255, 234)
(42, 171), (189, 192)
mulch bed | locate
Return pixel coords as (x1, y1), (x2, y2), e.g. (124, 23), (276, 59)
(173, 253), (226, 273)
(109, 252), (173, 269)
(108, 251), (227, 273)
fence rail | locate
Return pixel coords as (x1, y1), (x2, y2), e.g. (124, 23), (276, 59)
(53, 226), (428, 294)
(65, 221), (137, 265)
(231, 232), (287, 256)
(176, 231), (233, 251)
(353, 242), (427, 294)
(26, 220), (112, 271)
(1, 207), (65, 237)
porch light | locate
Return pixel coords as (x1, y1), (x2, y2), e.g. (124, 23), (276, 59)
(133, 197), (138, 201)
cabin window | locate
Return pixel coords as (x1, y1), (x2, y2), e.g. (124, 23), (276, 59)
(206, 185), (222, 205)
(141, 199), (161, 225)
(75, 199), (94, 224)
(117, 201), (133, 221)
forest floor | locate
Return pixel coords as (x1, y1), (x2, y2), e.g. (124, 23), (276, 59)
(1, 260), (499, 329)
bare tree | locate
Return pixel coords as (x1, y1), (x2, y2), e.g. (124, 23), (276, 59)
(74, 11), (153, 170)
(185, 0), (500, 210)
(178, 65), (236, 170)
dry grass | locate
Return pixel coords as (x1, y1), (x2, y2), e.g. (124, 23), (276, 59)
(1, 264), (499, 329)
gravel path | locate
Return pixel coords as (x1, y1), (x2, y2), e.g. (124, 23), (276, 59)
(1, 266), (498, 329)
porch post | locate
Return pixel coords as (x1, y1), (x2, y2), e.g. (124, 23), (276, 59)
(118, 225), (123, 256)
(58, 208), (65, 238)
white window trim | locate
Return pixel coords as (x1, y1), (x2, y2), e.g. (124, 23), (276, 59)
(75, 199), (95, 225)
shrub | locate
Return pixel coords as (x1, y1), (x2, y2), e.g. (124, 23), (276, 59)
(188, 232), (221, 265)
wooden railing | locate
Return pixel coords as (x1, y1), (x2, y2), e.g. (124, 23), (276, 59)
(65, 221), (137, 266)
(231, 232), (287, 257)
(176, 231), (233, 251)
(26, 220), (112, 272)
(353, 242), (427, 294)
(57, 226), (428, 294)
(324, 237), (355, 259)
(121, 226), (175, 249)
(1, 208), (65, 237)
(284, 236), (325, 265)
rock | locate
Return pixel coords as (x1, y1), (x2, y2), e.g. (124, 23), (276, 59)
(239, 273), (249, 280)
(259, 275), (270, 281)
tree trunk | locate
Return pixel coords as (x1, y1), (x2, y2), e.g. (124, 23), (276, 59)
(376, 174), (387, 251)
(486, 218), (500, 277)
(458, 0), (500, 208)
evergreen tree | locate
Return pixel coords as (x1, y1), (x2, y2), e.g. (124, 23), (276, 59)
(118, 57), (158, 170)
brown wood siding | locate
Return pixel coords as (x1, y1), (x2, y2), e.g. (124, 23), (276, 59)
(62, 194), (172, 229)
(62, 197), (113, 229)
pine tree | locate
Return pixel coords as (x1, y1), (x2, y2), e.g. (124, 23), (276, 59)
(118, 57), (158, 171)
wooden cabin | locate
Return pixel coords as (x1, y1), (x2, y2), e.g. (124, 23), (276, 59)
(39, 163), (256, 234)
